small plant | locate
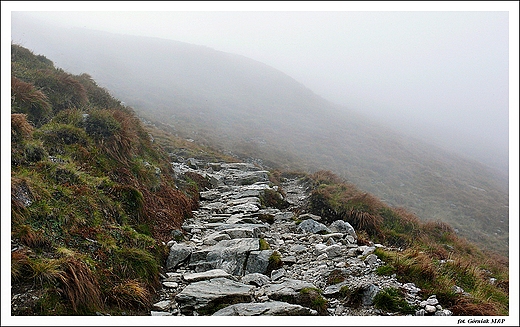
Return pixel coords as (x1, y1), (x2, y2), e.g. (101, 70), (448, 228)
(27, 257), (65, 287)
(257, 213), (274, 224)
(259, 238), (271, 250)
(326, 269), (346, 285)
(373, 287), (416, 314)
(114, 247), (160, 283)
(339, 285), (350, 298)
(260, 188), (289, 209)
(339, 285), (364, 307)
(266, 251), (283, 275)
(299, 287), (328, 315)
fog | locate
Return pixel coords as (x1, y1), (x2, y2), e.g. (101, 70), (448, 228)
(5, 3), (518, 175)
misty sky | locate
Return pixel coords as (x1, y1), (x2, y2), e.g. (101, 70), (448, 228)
(4, 2), (519, 173)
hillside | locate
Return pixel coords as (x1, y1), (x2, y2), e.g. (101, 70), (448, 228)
(10, 46), (508, 317)
(10, 18), (509, 256)
(10, 44), (220, 315)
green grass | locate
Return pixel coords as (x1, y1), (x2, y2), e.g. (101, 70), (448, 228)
(373, 287), (416, 314)
(259, 238), (271, 250)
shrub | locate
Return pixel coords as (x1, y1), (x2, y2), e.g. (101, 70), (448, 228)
(11, 77), (53, 127)
(260, 188), (289, 209)
(24, 141), (47, 163)
(38, 123), (89, 149)
(85, 109), (121, 139)
(52, 108), (85, 127)
(11, 44), (54, 70)
(30, 69), (88, 112)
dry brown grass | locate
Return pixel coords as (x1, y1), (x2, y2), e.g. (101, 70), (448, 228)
(13, 224), (49, 249)
(11, 249), (30, 281)
(310, 170), (344, 186)
(393, 207), (421, 228)
(109, 279), (152, 309)
(58, 256), (103, 313)
(11, 76), (51, 109)
(11, 113), (34, 142)
(110, 110), (141, 159)
(346, 209), (383, 234)
(145, 184), (193, 242)
(450, 297), (500, 316)
(11, 77), (52, 125)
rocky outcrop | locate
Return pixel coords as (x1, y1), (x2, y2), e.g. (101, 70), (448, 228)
(151, 158), (453, 316)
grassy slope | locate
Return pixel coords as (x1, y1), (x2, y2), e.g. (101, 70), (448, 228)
(299, 170), (509, 316)
(10, 45), (216, 315)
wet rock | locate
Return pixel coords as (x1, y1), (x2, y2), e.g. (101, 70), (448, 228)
(261, 279), (316, 300)
(297, 219), (331, 234)
(330, 220), (356, 239)
(152, 300), (172, 311)
(271, 267), (286, 281)
(183, 269), (232, 282)
(202, 232), (231, 246)
(175, 278), (254, 315)
(166, 244), (193, 270)
(245, 250), (274, 275)
(241, 273), (271, 287)
(364, 254), (379, 266)
(189, 238), (260, 275)
(212, 301), (318, 316)
(299, 213), (322, 221)
(362, 284), (379, 306)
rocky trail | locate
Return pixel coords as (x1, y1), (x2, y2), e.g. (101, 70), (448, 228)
(150, 158), (453, 316)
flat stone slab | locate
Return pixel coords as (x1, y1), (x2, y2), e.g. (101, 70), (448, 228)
(189, 238), (261, 275)
(241, 273), (271, 287)
(150, 311), (173, 316)
(212, 301), (318, 316)
(152, 300), (172, 311)
(175, 278), (254, 314)
(261, 279), (316, 299)
(183, 269), (232, 282)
